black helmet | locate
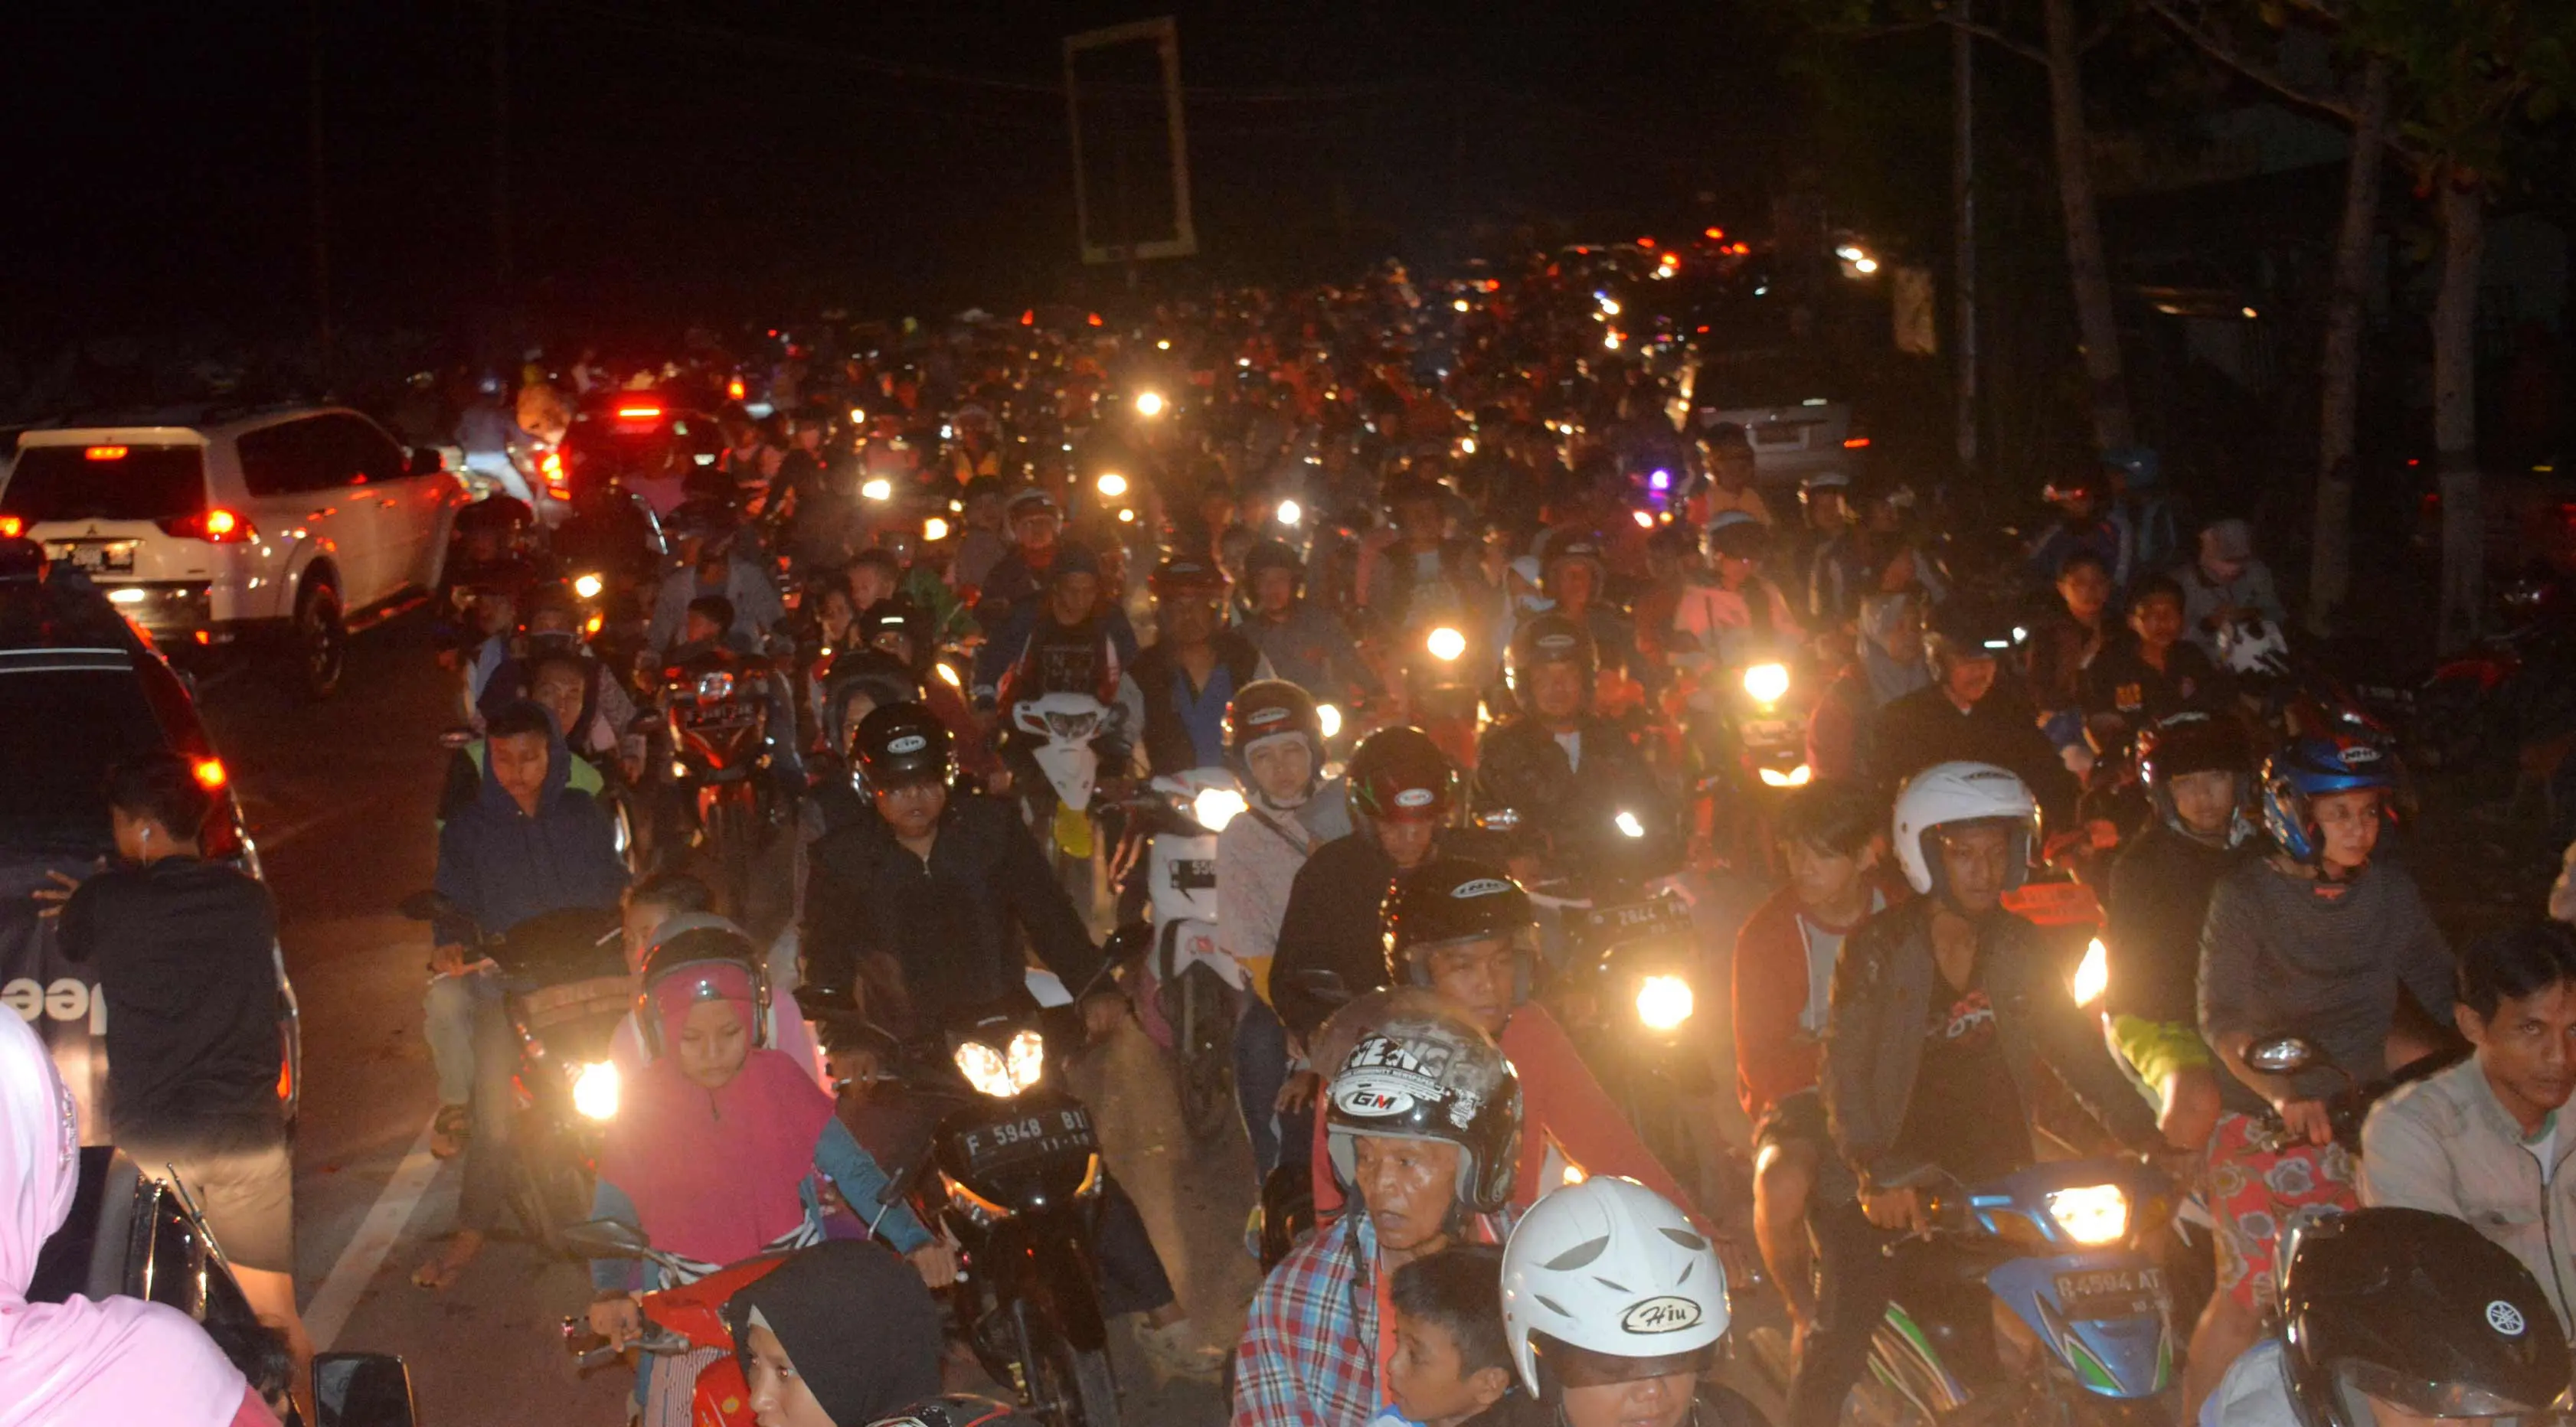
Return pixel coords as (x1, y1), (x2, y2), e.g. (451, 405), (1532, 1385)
(1325, 1008), (1523, 1214)
(866, 1397), (1042, 1427)
(1384, 857), (1534, 983)
(1225, 680), (1325, 788)
(1245, 537), (1303, 585)
(859, 596), (933, 668)
(1504, 612), (1597, 717)
(2280, 1207), (2569, 1427)
(662, 495), (741, 545)
(1347, 726), (1457, 826)
(1925, 599), (2023, 662)
(2136, 710), (2254, 841)
(1149, 556), (1230, 599)
(854, 702), (954, 791)
(636, 916), (772, 1057)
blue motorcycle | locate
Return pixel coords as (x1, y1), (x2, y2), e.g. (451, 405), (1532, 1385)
(1855, 1156), (2180, 1427)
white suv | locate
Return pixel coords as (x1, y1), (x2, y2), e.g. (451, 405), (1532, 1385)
(0, 406), (465, 697)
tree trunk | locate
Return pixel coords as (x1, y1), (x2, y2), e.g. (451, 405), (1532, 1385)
(2042, 0), (2132, 451)
(2308, 58), (2390, 635)
(2434, 178), (2486, 652)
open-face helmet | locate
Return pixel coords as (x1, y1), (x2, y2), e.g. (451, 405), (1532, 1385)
(1224, 680), (1326, 795)
(2261, 733), (2398, 864)
(1383, 857), (1534, 985)
(854, 702), (955, 792)
(1502, 1176), (1729, 1396)
(1504, 612), (1597, 717)
(637, 916), (772, 1058)
(1888, 761), (2038, 897)
(1347, 727), (1457, 826)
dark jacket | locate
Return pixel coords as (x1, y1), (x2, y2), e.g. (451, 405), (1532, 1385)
(2104, 822), (2246, 1025)
(1819, 898), (2162, 1200)
(1472, 714), (1662, 872)
(1271, 831), (1402, 1041)
(1861, 681), (2077, 831)
(59, 857), (283, 1143)
(1125, 632), (1269, 776)
(800, 791), (1105, 1044)
(431, 720), (629, 947)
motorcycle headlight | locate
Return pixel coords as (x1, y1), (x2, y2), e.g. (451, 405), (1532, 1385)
(1743, 662), (1792, 704)
(2072, 938), (2109, 1008)
(861, 478), (894, 502)
(956, 1030), (1047, 1099)
(1134, 391), (1166, 418)
(923, 516), (950, 541)
(1614, 810), (1646, 838)
(695, 671), (734, 702)
(572, 572), (604, 600)
(1277, 498), (1303, 526)
(1097, 472), (1129, 499)
(1758, 764), (1813, 789)
(1192, 787), (1247, 833)
(570, 1061), (620, 1121)
(2047, 1184), (2130, 1245)
(1427, 626), (1467, 661)
(1317, 703), (1343, 740)
(1635, 975), (1695, 1033)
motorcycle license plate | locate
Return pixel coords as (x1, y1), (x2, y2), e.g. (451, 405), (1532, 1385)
(1169, 858), (1215, 893)
(1580, 896), (1694, 945)
(1740, 719), (1795, 744)
(2051, 1265), (2166, 1321)
(957, 1104), (1097, 1174)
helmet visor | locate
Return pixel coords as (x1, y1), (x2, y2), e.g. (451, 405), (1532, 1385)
(1544, 1335), (1714, 1389)
(2335, 1360), (2559, 1423)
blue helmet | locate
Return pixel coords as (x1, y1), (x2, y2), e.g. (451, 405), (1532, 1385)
(2261, 734), (2398, 863)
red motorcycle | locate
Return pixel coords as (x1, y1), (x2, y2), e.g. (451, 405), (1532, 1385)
(656, 647), (780, 914)
(561, 1220), (787, 1427)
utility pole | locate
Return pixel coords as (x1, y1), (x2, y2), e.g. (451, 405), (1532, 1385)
(306, 0), (333, 392)
(1951, 4), (1978, 482)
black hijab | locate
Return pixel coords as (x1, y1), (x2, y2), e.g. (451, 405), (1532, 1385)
(726, 1241), (942, 1425)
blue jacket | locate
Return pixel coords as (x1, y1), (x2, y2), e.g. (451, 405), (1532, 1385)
(432, 715), (629, 945)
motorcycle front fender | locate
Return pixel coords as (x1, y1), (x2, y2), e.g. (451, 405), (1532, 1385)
(1031, 742), (1099, 811)
(973, 1208), (1111, 1354)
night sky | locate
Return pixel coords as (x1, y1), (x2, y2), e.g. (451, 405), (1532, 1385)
(4, 2), (1793, 352)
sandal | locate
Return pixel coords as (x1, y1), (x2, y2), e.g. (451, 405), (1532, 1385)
(429, 1105), (469, 1160)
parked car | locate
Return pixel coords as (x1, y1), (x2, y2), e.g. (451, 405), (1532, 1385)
(0, 545), (299, 1144)
(0, 404), (467, 698)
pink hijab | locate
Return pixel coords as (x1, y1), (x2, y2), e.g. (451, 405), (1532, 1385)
(597, 968), (837, 1267)
(1, 1011), (249, 1427)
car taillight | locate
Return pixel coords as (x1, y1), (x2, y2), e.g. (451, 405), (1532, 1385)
(541, 449), (569, 501)
(193, 757), (228, 790)
(0, 514), (21, 538)
(159, 508), (256, 543)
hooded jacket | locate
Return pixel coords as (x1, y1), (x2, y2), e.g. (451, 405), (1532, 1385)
(431, 716), (630, 947)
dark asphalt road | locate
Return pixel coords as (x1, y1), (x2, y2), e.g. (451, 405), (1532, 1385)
(195, 616), (1260, 1426)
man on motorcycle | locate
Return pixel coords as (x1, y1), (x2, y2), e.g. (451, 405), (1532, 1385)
(1786, 471), (1853, 632)
(1358, 473), (1483, 629)
(798, 704), (1225, 1379)
(1730, 782), (1899, 1353)
(2103, 711), (2252, 1154)
(648, 512), (785, 657)
(2362, 920), (2576, 1331)
(417, 699), (631, 1288)
(1473, 614), (1660, 875)
(2025, 550), (2114, 762)
(1806, 591), (1930, 785)
(2189, 732), (2457, 1415)
(979, 542), (1138, 715)
(2024, 475), (2122, 589)
(1241, 537), (1375, 706)
(1370, 855), (1711, 1227)
(2176, 518), (2287, 661)
(969, 489), (1069, 636)
(1123, 557), (1276, 776)
(1669, 514), (1799, 675)
(2198, 1207), (2568, 1427)
(1216, 682), (1353, 1176)
(1792, 761), (2167, 1427)
(1686, 424), (1771, 531)
(2081, 573), (2221, 750)
(1538, 535), (1656, 707)
(1234, 1009), (1522, 1427)
(1860, 600), (2074, 831)
(1272, 727), (1460, 1044)
(1501, 1177), (1762, 1427)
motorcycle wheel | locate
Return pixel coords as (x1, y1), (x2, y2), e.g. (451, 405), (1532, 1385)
(1010, 1299), (1120, 1427)
(711, 789), (757, 920)
(1170, 969), (1237, 1144)
(506, 1117), (590, 1258)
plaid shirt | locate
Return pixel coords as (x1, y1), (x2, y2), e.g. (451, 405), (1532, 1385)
(1231, 1208), (1515, 1427)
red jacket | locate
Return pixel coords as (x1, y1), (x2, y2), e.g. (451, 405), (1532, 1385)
(1312, 1001), (1708, 1228)
(1731, 874), (1904, 1120)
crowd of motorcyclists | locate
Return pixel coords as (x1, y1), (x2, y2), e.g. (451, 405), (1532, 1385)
(18, 247), (2576, 1427)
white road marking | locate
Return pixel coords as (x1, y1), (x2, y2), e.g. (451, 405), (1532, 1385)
(302, 1112), (446, 1351)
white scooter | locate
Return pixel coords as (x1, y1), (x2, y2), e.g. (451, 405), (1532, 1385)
(1114, 766), (1249, 1141)
(1011, 691), (1123, 904)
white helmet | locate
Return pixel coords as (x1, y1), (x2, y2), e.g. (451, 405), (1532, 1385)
(1500, 1177), (1728, 1396)
(1889, 761), (2038, 895)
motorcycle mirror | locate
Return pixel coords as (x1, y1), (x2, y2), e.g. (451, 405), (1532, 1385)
(557, 1218), (652, 1259)
(406, 447), (446, 478)
(396, 890), (456, 923)
(312, 1352), (418, 1427)
(436, 725), (479, 750)
(2245, 1035), (2320, 1076)
(1286, 968), (1352, 1011)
